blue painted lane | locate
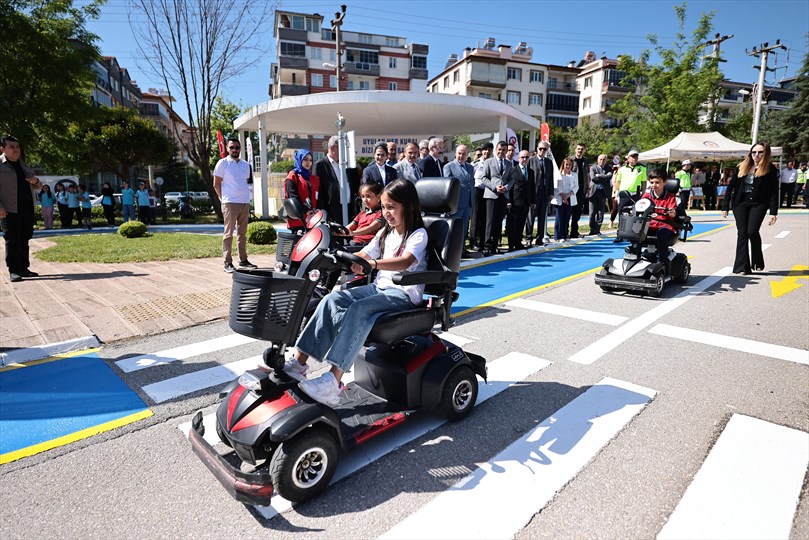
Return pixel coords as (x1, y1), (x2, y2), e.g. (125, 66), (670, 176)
(0, 352), (150, 463)
(453, 223), (727, 315)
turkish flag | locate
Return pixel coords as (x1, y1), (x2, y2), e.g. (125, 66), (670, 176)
(216, 130), (226, 158)
(540, 123), (550, 143)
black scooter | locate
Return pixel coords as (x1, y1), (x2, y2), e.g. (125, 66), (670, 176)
(189, 177), (487, 505)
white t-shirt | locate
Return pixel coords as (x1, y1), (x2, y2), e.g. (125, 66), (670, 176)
(361, 227), (428, 305)
(213, 156), (252, 203)
(780, 168), (797, 184)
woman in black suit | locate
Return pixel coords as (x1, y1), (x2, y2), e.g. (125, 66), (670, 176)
(722, 142), (779, 275)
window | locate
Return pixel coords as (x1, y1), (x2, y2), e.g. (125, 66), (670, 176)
(311, 74), (323, 87)
(507, 67), (522, 81)
(347, 50), (379, 65)
(290, 15), (304, 30)
(347, 80), (354, 90)
(385, 37), (399, 47)
(478, 92), (492, 99)
(584, 76), (592, 89)
(310, 47), (321, 60)
(280, 42), (306, 57)
(507, 91), (521, 105)
(547, 93), (579, 112)
(330, 75), (337, 88)
(530, 70), (544, 83)
(529, 93), (543, 106)
(548, 115), (579, 129)
(548, 77), (558, 89)
(359, 33), (373, 44)
(359, 81), (370, 90)
(389, 57), (397, 69)
(582, 97), (591, 109)
(321, 29), (334, 40)
(329, 49), (336, 62)
(412, 56), (427, 69)
(388, 82), (397, 91)
(453, 70), (459, 83)
(443, 76), (449, 89)
(431, 83), (438, 93)
(306, 18), (320, 33)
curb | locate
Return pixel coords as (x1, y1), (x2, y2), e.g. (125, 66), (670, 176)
(0, 336), (102, 366)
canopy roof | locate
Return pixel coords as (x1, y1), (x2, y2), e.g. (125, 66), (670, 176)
(233, 90), (540, 135)
(638, 131), (783, 163)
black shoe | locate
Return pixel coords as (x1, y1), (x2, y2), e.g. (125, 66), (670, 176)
(20, 270), (39, 277)
(239, 259), (258, 269)
(9, 272), (22, 282)
(224, 262), (235, 273)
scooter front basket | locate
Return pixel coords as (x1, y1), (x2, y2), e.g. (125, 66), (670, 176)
(617, 214), (649, 242)
(229, 269), (308, 341)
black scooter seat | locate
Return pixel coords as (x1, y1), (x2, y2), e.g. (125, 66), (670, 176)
(367, 307), (437, 344)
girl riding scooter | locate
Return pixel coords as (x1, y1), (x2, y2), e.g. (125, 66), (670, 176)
(284, 179), (429, 405)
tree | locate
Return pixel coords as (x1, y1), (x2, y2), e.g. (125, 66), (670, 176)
(545, 122), (570, 164)
(759, 39), (809, 159)
(209, 96), (246, 171)
(718, 104), (754, 145)
(610, 4), (724, 150)
(130, 0), (275, 219)
(71, 107), (175, 183)
(0, 0), (102, 167)
(564, 117), (627, 158)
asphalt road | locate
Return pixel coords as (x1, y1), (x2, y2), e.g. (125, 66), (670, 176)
(2, 214), (807, 539)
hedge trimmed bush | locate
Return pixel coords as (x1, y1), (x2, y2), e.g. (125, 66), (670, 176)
(246, 221), (277, 245)
(118, 220), (148, 238)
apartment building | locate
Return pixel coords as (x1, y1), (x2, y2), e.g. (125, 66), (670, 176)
(139, 89), (194, 165)
(91, 56), (142, 110)
(576, 53), (630, 128)
(700, 79), (797, 126)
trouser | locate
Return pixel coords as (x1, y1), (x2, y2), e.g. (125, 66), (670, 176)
(103, 204), (115, 225)
(731, 198), (768, 273)
(484, 196), (507, 250)
(2, 211), (34, 273)
(456, 205), (471, 248)
(570, 190), (585, 237)
(295, 284), (414, 372)
(679, 189), (691, 210)
(651, 227), (675, 263)
(780, 183), (796, 207)
(82, 208), (92, 228)
(703, 185), (717, 210)
(470, 188), (486, 248)
(554, 203), (572, 240)
(505, 203), (528, 250)
(57, 203), (69, 228)
(138, 205), (149, 223)
(588, 192), (607, 235)
(525, 193), (549, 243)
(42, 206), (54, 229)
(67, 206), (79, 227)
(222, 202), (250, 264)
(122, 204), (135, 222)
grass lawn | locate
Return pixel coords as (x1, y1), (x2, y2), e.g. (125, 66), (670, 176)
(35, 232), (277, 263)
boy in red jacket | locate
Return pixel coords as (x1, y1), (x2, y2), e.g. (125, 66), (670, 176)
(641, 169), (681, 263)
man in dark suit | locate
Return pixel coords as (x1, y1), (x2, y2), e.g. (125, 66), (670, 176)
(526, 141), (554, 245)
(571, 143), (589, 238)
(418, 137), (444, 178)
(474, 141), (513, 255)
(363, 142), (397, 186)
(443, 144), (476, 253)
(314, 135), (345, 223)
(506, 150), (535, 251)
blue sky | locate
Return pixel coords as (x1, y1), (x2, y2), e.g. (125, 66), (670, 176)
(85, 0), (807, 115)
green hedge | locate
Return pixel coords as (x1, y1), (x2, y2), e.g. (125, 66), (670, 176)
(118, 220), (148, 238)
(246, 221), (277, 245)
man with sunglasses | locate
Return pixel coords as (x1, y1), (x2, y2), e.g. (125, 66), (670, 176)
(526, 141), (554, 245)
(214, 137), (256, 273)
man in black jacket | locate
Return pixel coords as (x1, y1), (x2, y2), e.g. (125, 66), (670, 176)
(506, 150), (535, 251)
(314, 136), (345, 223)
(526, 141), (554, 245)
(587, 154), (613, 236)
(571, 143), (589, 238)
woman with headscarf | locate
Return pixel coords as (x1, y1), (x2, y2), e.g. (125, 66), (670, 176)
(284, 149), (320, 233)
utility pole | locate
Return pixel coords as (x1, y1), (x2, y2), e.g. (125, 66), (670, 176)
(747, 40), (787, 143)
(703, 32), (733, 62)
(331, 5), (346, 92)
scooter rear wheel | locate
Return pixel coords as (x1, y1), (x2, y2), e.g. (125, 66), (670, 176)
(269, 428), (338, 503)
(437, 366), (478, 421)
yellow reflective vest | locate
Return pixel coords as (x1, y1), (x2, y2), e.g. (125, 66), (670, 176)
(616, 164), (647, 193)
(675, 169), (691, 190)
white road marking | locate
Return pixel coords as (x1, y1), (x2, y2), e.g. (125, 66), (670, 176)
(435, 331), (475, 347)
(505, 298), (627, 326)
(180, 351), (552, 520)
(143, 356), (261, 403)
(774, 230), (790, 239)
(380, 377), (657, 540)
(658, 414), (809, 540)
(0, 335), (101, 366)
(568, 267), (732, 365)
(649, 323), (809, 365)
(116, 334), (257, 373)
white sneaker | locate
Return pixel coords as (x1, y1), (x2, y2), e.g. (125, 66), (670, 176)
(298, 372), (342, 406)
(282, 359), (309, 381)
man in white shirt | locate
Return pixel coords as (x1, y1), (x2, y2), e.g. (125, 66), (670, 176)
(213, 138), (255, 273)
(780, 159), (798, 208)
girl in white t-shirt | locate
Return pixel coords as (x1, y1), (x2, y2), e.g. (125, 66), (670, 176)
(287, 179), (429, 406)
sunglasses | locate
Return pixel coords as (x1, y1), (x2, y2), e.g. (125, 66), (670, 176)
(750, 150), (764, 155)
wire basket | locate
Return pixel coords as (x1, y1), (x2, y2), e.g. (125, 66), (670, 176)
(229, 269), (307, 341)
(275, 232), (300, 266)
(617, 214), (649, 242)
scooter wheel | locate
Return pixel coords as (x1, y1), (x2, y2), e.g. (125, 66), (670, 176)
(648, 272), (665, 297)
(437, 366), (478, 421)
(674, 262), (691, 284)
(270, 428), (338, 503)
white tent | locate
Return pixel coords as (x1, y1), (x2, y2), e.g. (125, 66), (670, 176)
(638, 131), (783, 165)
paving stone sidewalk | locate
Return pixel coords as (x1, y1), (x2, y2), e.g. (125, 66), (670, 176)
(0, 238), (277, 350)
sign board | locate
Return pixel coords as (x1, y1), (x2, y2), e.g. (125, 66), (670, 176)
(356, 135), (430, 157)
(154, 177), (164, 186)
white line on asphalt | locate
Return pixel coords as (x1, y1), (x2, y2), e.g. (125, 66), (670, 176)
(380, 377), (657, 540)
(179, 351), (553, 521)
(0, 335), (101, 366)
(115, 334), (257, 373)
(658, 414), (809, 540)
(143, 356), (262, 403)
(774, 230), (790, 239)
(649, 323), (809, 365)
(435, 331), (475, 347)
(568, 267), (732, 365)
(505, 298), (628, 326)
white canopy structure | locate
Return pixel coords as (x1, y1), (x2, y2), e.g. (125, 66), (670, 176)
(638, 131), (783, 164)
(233, 91), (541, 219)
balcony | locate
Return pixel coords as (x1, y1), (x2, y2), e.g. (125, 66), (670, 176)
(410, 43), (429, 55)
(345, 62), (380, 76)
(409, 68), (428, 80)
(279, 56), (309, 69)
(280, 84), (310, 96)
(277, 27), (307, 42)
(546, 81), (578, 93)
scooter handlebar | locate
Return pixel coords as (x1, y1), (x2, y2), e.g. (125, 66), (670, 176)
(334, 249), (373, 274)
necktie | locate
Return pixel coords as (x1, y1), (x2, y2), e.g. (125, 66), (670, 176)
(435, 158), (442, 177)
(499, 159), (504, 175)
(412, 163), (420, 179)
(522, 166), (526, 178)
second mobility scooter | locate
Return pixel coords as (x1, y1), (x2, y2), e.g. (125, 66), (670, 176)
(189, 177), (487, 505)
(595, 179), (692, 297)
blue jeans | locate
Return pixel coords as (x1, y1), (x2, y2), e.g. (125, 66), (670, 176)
(122, 204), (135, 222)
(295, 284), (414, 372)
(554, 203), (572, 240)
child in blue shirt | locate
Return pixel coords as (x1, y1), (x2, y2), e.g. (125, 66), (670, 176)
(39, 184), (56, 229)
(78, 185), (93, 229)
(121, 180), (136, 222)
(136, 182), (150, 223)
(66, 185), (80, 228)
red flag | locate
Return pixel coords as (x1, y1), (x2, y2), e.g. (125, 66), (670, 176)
(216, 130), (226, 158)
(540, 123), (550, 143)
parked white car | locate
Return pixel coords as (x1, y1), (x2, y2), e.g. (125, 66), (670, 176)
(164, 192), (184, 204)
